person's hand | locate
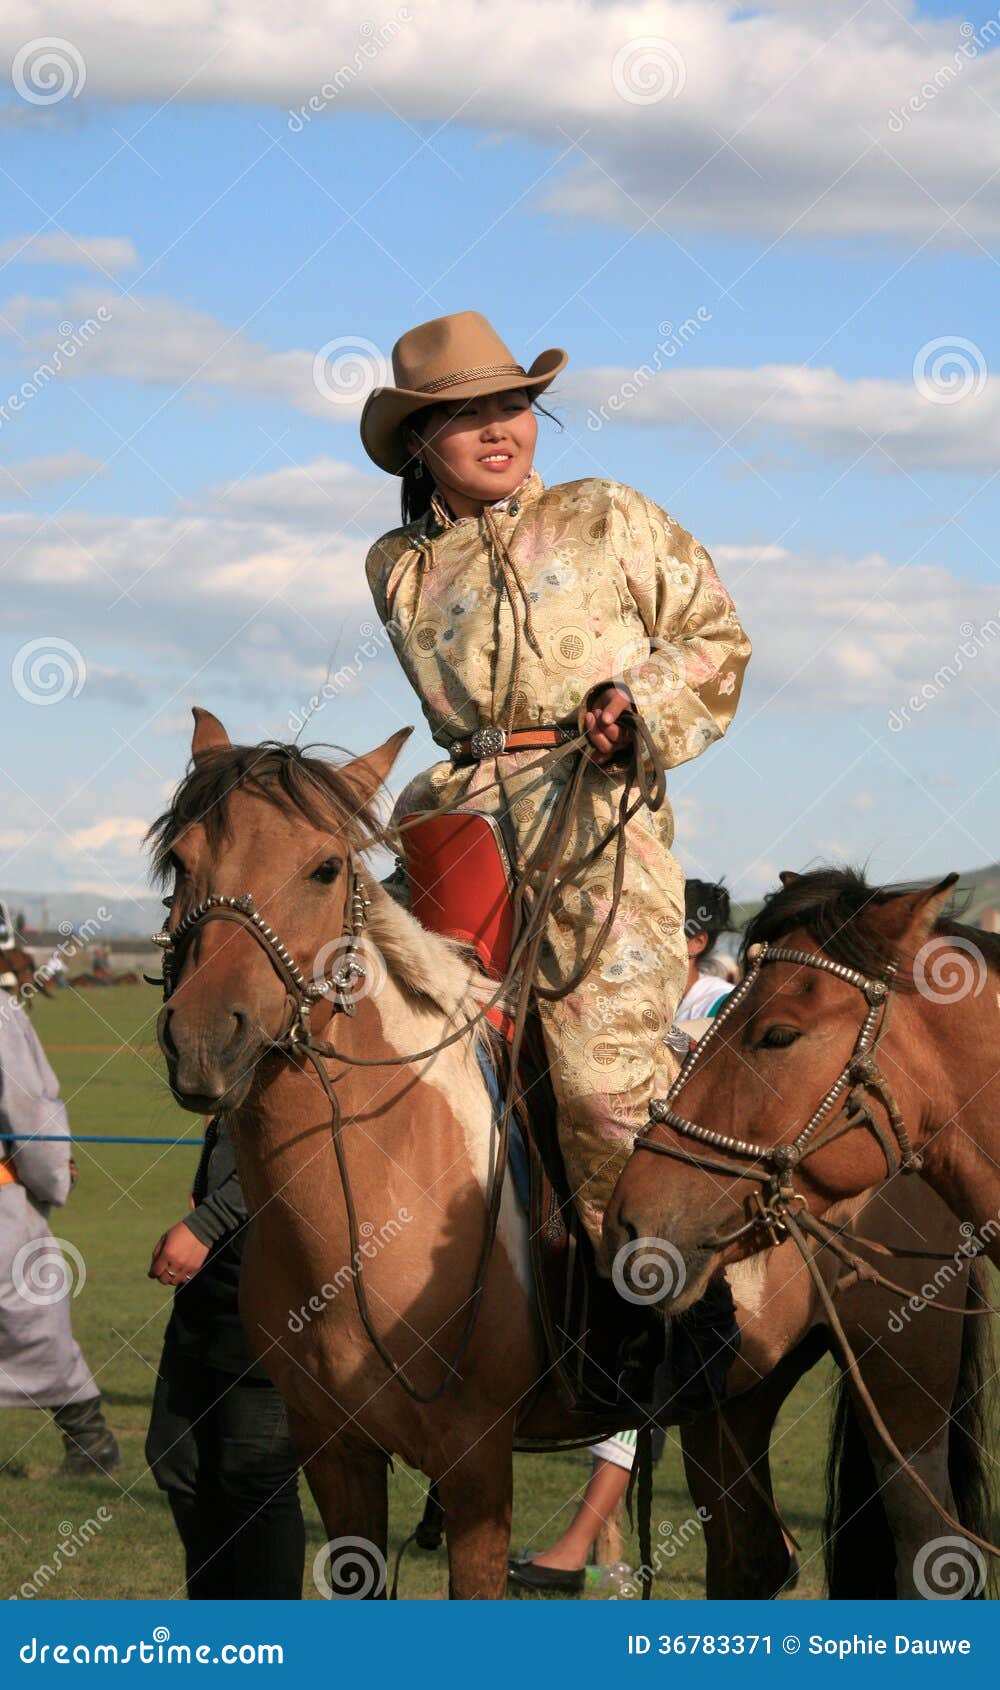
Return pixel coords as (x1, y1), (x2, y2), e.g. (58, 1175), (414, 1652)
(583, 685), (635, 765)
(148, 1221), (210, 1287)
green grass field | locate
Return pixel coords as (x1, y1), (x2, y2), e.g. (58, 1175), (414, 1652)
(0, 984), (839, 1601)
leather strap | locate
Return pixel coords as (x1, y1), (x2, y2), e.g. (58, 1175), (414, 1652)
(448, 723), (574, 766)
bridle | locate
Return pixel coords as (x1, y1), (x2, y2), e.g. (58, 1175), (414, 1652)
(633, 938), (922, 1251)
(150, 855), (371, 1045)
(630, 933), (1000, 1570)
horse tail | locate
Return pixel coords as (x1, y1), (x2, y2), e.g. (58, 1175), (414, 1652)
(946, 1260), (995, 1590)
(824, 1260), (996, 1599)
(823, 1371), (896, 1599)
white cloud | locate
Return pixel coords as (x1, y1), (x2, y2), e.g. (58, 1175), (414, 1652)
(202, 456), (397, 530)
(67, 814), (149, 852)
(0, 450), (105, 492)
(718, 540), (1000, 714)
(0, 289), (385, 423)
(2, 2), (999, 245)
(2, 472), (998, 727)
(567, 360), (999, 472)
(4, 283), (996, 474)
(0, 234), (139, 272)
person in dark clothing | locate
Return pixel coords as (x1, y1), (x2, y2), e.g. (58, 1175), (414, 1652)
(144, 1115), (305, 1599)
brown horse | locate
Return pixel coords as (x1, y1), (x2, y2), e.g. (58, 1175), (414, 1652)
(608, 865), (997, 1593)
(149, 724), (988, 1597)
(0, 943), (52, 1007)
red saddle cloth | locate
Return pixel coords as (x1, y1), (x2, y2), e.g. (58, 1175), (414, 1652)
(399, 810), (515, 981)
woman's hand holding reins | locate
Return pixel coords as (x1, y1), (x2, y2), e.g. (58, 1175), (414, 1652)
(583, 684), (635, 764)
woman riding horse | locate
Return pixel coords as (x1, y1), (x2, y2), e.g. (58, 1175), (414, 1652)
(360, 310), (752, 1253)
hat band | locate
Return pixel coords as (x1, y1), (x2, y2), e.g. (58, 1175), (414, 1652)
(417, 361), (527, 395)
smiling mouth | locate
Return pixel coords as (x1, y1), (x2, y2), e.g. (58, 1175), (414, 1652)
(479, 452), (513, 464)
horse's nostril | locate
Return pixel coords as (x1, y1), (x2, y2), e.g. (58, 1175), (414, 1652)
(158, 1007), (178, 1060)
(622, 1219), (638, 1245)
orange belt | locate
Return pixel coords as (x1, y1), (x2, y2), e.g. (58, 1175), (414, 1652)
(0, 1160), (20, 1187)
(448, 723), (575, 767)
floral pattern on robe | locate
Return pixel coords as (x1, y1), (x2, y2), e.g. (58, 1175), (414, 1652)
(365, 467), (751, 1256)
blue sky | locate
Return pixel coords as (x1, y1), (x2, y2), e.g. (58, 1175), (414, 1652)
(1, 0), (999, 923)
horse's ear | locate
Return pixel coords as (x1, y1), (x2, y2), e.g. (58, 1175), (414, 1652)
(869, 872), (960, 943)
(778, 869), (800, 887)
(340, 726), (413, 805)
(191, 706), (232, 763)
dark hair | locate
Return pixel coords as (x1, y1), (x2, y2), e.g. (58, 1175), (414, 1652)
(399, 392), (563, 525)
(683, 879), (732, 959)
(740, 864), (996, 995)
(144, 741), (385, 888)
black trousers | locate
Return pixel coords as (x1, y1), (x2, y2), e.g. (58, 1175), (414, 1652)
(146, 1328), (305, 1599)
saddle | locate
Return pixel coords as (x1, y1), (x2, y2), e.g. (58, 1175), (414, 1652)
(398, 810), (664, 1422)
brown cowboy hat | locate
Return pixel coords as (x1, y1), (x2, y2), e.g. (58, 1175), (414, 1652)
(359, 309), (567, 475)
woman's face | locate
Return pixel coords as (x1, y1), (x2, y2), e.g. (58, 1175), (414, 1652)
(406, 388), (537, 514)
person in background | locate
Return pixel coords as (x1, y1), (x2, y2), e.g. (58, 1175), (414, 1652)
(144, 1113), (305, 1599)
(509, 878), (735, 1594)
(674, 878), (737, 1030)
(0, 1001), (120, 1475)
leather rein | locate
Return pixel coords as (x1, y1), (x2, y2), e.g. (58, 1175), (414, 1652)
(632, 937), (1000, 1563)
(149, 715), (668, 1412)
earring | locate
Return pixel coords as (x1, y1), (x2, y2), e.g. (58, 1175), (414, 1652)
(414, 459), (426, 479)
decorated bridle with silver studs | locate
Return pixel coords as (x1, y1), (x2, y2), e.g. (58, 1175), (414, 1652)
(149, 858), (372, 1044)
(634, 939), (920, 1250)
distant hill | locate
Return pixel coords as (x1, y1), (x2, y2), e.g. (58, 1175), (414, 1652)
(5, 860), (999, 943)
(729, 861), (1000, 932)
(0, 889), (164, 941)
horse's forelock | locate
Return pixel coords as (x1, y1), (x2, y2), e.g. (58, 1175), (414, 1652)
(144, 740), (383, 886)
(741, 865), (996, 994)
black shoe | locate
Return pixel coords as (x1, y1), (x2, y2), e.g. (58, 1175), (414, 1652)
(507, 1554), (586, 1595)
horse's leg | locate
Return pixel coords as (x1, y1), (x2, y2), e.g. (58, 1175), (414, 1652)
(288, 1416), (390, 1600)
(435, 1425), (514, 1600)
(681, 1334), (826, 1599)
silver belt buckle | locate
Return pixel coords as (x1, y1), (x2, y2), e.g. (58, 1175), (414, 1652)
(468, 725), (507, 760)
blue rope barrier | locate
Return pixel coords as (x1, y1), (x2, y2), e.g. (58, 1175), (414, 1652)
(0, 1134), (203, 1146)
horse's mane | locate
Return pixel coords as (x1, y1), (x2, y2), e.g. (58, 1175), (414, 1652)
(145, 739), (491, 1025)
(741, 865), (1000, 993)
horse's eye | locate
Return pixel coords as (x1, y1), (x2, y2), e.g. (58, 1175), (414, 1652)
(310, 858), (342, 885)
(758, 1025), (801, 1050)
